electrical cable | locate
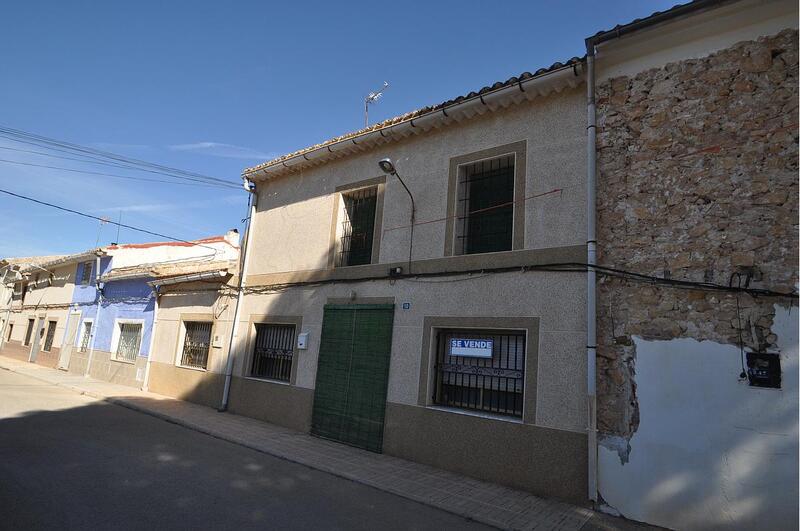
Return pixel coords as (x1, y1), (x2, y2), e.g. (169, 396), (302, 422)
(0, 125), (242, 188)
(0, 187), (221, 251)
(730, 272), (749, 379)
(0, 158), (234, 188)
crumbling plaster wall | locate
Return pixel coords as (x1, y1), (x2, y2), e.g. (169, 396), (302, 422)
(595, 29), (798, 443)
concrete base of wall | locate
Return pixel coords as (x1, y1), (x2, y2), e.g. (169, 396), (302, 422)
(67, 349), (146, 388)
(0, 340), (60, 368)
(227, 377), (314, 433)
(383, 402), (588, 504)
(147, 361), (225, 409)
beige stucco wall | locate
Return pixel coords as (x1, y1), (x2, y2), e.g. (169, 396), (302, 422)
(230, 271), (587, 433)
(247, 87), (586, 275)
(146, 283), (235, 400)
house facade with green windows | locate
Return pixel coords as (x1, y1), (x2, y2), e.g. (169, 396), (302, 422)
(145, 60), (592, 503)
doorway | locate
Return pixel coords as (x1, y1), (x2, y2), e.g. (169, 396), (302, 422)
(311, 304), (394, 453)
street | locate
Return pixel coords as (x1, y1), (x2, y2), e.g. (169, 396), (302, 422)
(0, 369), (492, 531)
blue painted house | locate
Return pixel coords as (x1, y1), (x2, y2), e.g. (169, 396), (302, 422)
(63, 231), (240, 387)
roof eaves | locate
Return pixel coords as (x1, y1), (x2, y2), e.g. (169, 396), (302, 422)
(585, 0), (734, 51)
(242, 57), (584, 179)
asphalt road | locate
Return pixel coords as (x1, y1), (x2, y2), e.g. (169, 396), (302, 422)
(0, 369), (492, 531)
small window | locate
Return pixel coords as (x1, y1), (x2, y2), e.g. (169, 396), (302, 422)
(79, 321), (92, 352)
(24, 318), (35, 346)
(180, 321), (212, 369)
(433, 329), (525, 418)
(337, 187), (377, 267)
(251, 323), (295, 382)
(116, 323), (142, 362)
(80, 262), (93, 285)
(42, 321), (57, 352)
(6, 324), (13, 341)
(455, 155), (515, 255)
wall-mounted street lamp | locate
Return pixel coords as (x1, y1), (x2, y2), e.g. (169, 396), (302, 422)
(378, 158), (416, 274)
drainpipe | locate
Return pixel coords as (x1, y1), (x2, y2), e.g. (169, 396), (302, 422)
(141, 285), (160, 391)
(219, 181), (257, 411)
(84, 254), (103, 377)
(585, 48), (598, 504)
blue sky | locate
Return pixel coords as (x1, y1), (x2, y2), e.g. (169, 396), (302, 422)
(0, 0), (676, 258)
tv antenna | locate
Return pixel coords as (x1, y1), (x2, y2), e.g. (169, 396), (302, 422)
(364, 81), (389, 128)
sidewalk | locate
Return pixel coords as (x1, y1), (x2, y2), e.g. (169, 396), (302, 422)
(0, 354), (652, 531)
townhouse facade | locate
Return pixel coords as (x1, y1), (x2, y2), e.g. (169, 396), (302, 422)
(0, 232), (239, 388)
(0, 1), (796, 529)
(140, 3), (798, 527)
(62, 234), (240, 387)
(2, 252), (101, 368)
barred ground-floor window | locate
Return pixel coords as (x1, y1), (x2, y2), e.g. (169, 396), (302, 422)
(115, 322), (143, 362)
(42, 320), (57, 352)
(79, 321), (92, 352)
(179, 321), (212, 369)
(24, 318), (34, 346)
(250, 323), (295, 382)
(432, 328), (526, 418)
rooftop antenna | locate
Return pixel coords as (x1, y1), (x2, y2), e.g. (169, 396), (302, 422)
(364, 81), (389, 128)
(95, 216), (110, 248)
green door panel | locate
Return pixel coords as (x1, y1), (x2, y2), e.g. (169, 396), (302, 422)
(311, 304), (394, 452)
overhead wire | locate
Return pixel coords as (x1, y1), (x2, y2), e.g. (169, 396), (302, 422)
(0, 158), (230, 187)
(0, 125), (244, 189)
(0, 187), (222, 252)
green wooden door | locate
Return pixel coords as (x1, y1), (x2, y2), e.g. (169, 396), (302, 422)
(311, 304), (395, 453)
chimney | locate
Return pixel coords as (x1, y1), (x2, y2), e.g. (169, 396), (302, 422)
(224, 229), (240, 248)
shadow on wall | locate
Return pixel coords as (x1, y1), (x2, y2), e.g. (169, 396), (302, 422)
(0, 398), (488, 531)
(598, 304), (799, 530)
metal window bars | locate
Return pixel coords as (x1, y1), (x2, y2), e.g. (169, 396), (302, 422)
(180, 321), (212, 369)
(79, 321), (92, 352)
(337, 187), (377, 267)
(433, 329), (525, 418)
(456, 155), (515, 255)
(80, 261), (92, 285)
(42, 321), (57, 352)
(24, 318), (34, 346)
(116, 323), (142, 362)
(251, 323), (295, 382)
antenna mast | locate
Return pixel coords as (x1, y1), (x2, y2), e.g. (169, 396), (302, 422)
(364, 81), (389, 128)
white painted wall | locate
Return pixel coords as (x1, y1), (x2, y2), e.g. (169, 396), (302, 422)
(107, 238), (239, 270)
(598, 304), (798, 530)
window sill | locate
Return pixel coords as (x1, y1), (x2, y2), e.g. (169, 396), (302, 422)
(111, 357), (136, 365)
(175, 364), (208, 373)
(426, 405), (524, 424)
(243, 376), (292, 387)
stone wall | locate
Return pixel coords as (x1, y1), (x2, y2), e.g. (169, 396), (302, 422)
(595, 29), (798, 443)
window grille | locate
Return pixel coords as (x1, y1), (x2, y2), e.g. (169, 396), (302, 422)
(43, 321), (57, 352)
(24, 318), (34, 346)
(433, 329), (525, 418)
(180, 321), (212, 369)
(80, 321), (92, 352)
(337, 187), (377, 267)
(116, 323), (142, 362)
(80, 262), (93, 285)
(251, 323), (295, 382)
(456, 155), (515, 255)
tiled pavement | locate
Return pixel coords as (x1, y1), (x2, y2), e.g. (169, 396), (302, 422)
(0, 354), (655, 531)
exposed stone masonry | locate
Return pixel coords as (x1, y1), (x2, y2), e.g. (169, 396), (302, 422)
(595, 30), (799, 443)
